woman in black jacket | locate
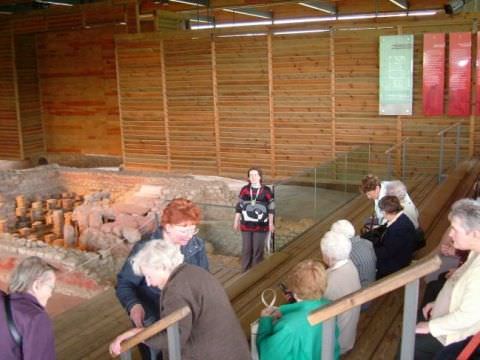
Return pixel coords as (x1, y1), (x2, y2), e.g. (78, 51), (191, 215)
(375, 195), (416, 279)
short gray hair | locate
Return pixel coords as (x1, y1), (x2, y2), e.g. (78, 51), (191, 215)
(9, 256), (55, 293)
(385, 180), (408, 201)
(131, 239), (184, 276)
(330, 219), (355, 240)
(449, 198), (480, 233)
(320, 231), (352, 262)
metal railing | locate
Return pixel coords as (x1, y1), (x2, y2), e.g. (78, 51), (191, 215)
(308, 254), (441, 359)
(117, 306), (191, 360)
(271, 145), (374, 250)
(437, 121), (463, 183)
(385, 137), (409, 180)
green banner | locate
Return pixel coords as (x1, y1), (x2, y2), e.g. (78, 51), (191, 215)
(379, 35), (414, 115)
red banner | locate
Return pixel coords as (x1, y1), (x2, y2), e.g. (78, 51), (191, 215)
(423, 33), (445, 116)
(448, 32), (472, 116)
(477, 33), (480, 115)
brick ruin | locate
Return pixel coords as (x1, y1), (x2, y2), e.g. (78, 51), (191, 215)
(0, 165), (244, 299)
(0, 165), (314, 303)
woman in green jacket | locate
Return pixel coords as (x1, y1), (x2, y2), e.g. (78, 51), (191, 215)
(256, 259), (340, 360)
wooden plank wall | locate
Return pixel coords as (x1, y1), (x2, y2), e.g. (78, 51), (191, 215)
(164, 37), (217, 174)
(115, 37), (168, 169)
(0, 24), (21, 160)
(116, 16), (479, 179)
(0, 1), (138, 161)
(273, 33), (332, 177)
(36, 28), (122, 155)
(15, 34), (44, 158)
(216, 36), (271, 176)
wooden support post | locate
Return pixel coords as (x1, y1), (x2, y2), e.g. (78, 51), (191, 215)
(35, 34), (47, 154)
(160, 39), (171, 171)
(11, 29), (24, 160)
(211, 37), (222, 175)
(330, 28), (336, 160)
(114, 39), (127, 168)
(396, 25), (404, 178)
(469, 19), (478, 157)
(267, 33), (276, 178)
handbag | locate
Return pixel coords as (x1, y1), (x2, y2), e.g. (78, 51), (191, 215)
(362, 224), (387, 246)
(251, 288), (277, 360)
(3, 294), (23, 350)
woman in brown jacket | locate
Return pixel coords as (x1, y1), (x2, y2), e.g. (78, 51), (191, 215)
(109, 240), (250, 360)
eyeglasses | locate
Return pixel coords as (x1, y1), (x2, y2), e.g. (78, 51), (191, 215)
(171, 225), (199, 236)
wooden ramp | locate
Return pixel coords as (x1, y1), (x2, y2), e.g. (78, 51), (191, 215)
(53, 160), (480, 360)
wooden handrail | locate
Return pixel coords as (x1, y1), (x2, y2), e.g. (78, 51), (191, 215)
(437, 121), (463, 136)
(385, 137), (410, 155)
(118, 306), (191, 355)
(308, 254), (441, 326)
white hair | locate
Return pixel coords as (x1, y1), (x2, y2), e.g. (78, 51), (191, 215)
(320, 231), (352, 263)
(449, 198), (480, 233)
(9, 256), (55, 293)
(330, 219), (355, 240)
(385, 181), (408, 201)
(131, 239), (184, 276)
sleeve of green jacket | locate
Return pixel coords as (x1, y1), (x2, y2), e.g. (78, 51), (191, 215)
(256, 316), (293, 360)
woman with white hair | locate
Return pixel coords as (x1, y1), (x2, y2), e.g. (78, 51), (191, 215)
(109, 240), (249, 359)
(385, 180), (419, 229)
(330, 219), (377, 289)
(0, 256), (57, 360)
(321, 231), (361, 354)
(414, 199), (480, 359)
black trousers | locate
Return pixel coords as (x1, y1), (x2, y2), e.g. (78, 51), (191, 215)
(414, 334), (444, 360)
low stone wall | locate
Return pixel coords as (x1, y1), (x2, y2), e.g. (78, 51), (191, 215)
(0, 234), (115, 298)
(57, 168), (242, 205)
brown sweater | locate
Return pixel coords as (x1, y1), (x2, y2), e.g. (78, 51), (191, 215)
(145, 264), (250, 360)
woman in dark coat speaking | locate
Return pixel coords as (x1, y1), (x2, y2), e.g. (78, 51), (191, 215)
(375, 195), (416, 279)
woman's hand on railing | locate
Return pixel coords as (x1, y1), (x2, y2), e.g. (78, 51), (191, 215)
(129, 304), (146, 328)
(109, 327), (143, 357)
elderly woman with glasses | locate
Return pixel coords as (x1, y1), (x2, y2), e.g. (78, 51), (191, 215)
(413, 199), (480, 359)
(110, 240), (249, 359)
(115, 198), (209, 360)
(0, 256), (57, 360)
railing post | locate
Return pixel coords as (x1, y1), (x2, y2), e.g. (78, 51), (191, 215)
(438, 134), (445, 183)
(321, 317), (336, 360)
(120, 351), (132, 360)
(387, 152), (392, 180)
(344, 153), (348, 192)
(402, 139), (408, 181)
(314, 168), (317, 217)
(400, 279), (420, 360)
(455, 124), (461, 167)
(167, 322), (182, 360)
